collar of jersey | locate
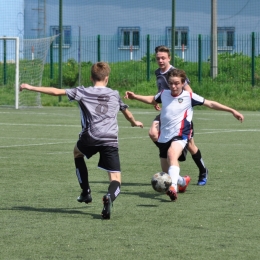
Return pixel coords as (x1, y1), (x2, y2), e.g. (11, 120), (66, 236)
(171, 89), (183, 97)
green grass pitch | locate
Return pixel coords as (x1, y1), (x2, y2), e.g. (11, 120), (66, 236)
(0, 107), (259, 259)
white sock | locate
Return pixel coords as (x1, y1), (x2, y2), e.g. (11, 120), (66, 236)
(168, 165), (180, 190)
(177, 176), (185, 186)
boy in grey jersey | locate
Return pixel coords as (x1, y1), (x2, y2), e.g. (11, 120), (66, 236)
(20, 62), (143, 219)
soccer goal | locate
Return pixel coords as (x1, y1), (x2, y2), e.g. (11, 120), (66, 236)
(0, 36), (56, 109)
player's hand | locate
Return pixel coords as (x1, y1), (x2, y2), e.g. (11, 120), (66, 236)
(233, 111), (244, 123)
(131, 121), (144, 128)
(124, 91), (135, 100)
(154, 104), (161, 111)
(20, 83), (31, 91)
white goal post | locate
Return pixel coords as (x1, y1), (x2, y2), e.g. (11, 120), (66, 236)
(0, 37), (20, 109)
(0, 36), (56, 109)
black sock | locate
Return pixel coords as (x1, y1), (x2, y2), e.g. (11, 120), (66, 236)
(74, 157), (90, 194)
(107, 181), (121, 202)
(192, 149), (206, 173)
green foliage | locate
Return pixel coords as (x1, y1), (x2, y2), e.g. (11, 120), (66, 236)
(1, 52), (260, 109)
(62, 58), (79, 87)
(49, 58), (79, 88)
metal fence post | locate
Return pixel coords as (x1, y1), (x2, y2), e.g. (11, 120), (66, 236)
(97, 35), (101, 62)
(251, 32), (255, 87)
(3, 37), (7, 85)
(146, 34), (150, 81)
(50, 42), (53, 80)
(198, 34), (202, 83)
(58, 0), (62, 102)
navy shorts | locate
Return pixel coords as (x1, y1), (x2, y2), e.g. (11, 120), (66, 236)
(156, 136), (188, 161)
(76, 140), (121, 172)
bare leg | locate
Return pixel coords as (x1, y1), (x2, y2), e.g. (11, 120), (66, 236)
(149, 121), (159, 142)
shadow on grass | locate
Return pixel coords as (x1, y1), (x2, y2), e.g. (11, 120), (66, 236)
(120, 191), (172, 203)
(3, 206), (102, 220)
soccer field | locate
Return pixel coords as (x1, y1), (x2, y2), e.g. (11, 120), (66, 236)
(0, 107), (259, 260)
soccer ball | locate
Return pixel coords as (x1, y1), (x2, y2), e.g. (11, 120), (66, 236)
(151, 172), (172, 193)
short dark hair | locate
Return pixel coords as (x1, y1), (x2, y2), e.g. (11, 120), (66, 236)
(155, 45), (171, 56)
(168, 69), (187, 84)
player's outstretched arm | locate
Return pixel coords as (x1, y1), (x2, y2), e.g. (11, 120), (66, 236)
(124, 91), (156, 105)
(203, 99), (244, 122)
(20, 83), (66, 96)
(121, 109), (143, 128)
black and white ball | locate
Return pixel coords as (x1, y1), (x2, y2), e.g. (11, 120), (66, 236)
(151, 172), (172, 193)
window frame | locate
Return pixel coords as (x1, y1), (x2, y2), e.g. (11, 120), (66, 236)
(118, 27), (140, 49)
(217, 27), (235, 51)
(50, 25), (72, 48)
(166, 26), (189, 49)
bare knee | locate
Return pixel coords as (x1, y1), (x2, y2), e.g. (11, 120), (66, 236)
(74, 144), (84, 159)
(187, 139), (198, 155)
(149, 129), (158, 141)
(149, 122), (159, 142)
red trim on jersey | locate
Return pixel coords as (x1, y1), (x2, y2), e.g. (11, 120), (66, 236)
(187, 92), (193, 139)
(178, 110), (188, 136)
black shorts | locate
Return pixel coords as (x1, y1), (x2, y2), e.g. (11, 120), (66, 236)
(76, 140), (121, 172)
(156, 136), (188, 162)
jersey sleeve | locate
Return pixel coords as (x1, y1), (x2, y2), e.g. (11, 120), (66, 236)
(119, 98), (129, 111)
(154, 91), (162, 103)
(65, 86), (84, 101)
(191, 93), (205, 106)
(116, 91), (129, 111)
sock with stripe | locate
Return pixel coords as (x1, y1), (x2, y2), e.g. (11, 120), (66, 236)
(107, 180), (121, 202)
(192, 149), (207, 173)
(74, 157), (90, 194)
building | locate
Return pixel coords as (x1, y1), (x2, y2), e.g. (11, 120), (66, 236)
(1, 0), (259, 62)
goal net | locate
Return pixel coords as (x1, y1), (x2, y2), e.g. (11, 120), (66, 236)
(0, 36), (56, 109)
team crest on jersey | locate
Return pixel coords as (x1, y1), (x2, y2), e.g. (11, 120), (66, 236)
(178, 98), (183, 103)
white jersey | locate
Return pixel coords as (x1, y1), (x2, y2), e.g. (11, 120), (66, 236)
(154, 90), (204, 143)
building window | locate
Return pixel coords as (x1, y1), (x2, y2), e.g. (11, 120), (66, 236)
(166, 27), (189, 49)
(50, 26), (71, 48)
(118, 27), (140, 49)
(217, 27), (235, 50)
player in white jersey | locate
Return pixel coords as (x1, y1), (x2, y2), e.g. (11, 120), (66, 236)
(125, 69), (244, 202)
(20, 62), (143, 219)
(151, 46), (208, 187)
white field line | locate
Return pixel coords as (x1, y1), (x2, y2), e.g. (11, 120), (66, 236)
(0, 122), (150, 129)
(0, 141), (75, 148)
(0, 123), (79, 127)
(0, 136), (148, 149)
(0, 129), (259, 150)
(2, 110), (260, 117)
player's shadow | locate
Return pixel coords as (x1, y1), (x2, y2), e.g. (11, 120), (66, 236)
(120, 189), (194, 204)
(5, 206), (102, 219)
(120, 191), (170, 203)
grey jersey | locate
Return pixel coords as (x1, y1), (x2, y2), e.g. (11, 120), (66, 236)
(155, 65), (190, 92)
(66, 86), (128, 147)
